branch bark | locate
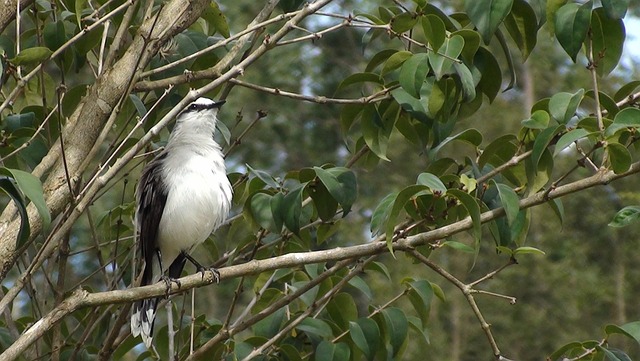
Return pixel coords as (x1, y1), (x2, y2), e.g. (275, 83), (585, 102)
(0, 0), (33, 33)
(2, 162), (637, 360)
(0, 0), (210, 280)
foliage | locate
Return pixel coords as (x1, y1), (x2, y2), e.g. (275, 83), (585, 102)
(0, 0), (640, 360)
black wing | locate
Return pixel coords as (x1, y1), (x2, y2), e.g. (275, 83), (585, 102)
(136, 153), (168, 286)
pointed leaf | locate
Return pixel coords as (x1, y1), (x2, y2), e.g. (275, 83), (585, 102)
(350, 318), (380, 360)
(493, 181), (520, 226)
(465, 0), (515, 43)
(381, 308), (408, 357)
(316, 341), (350, 361)
(282, 185), (305, 235)
(609, 206), (640, 228)
(553, 128), (590, 156)
(421, 15), (446, 51)
(607, 142), (631, 174)
(3, 168), (51, 230)
(522, 109), (550, 129)
(399, 53), (430, 98)
(549, 89), (584, 124)
(428, 35), (464, 80)
(447, 189), (482, 242)
(416, 173), (446, 195)
(554, 1), (592, 61)
(602, 0), (629, 19)
(606, 108), (640, 137)
(503, 0), (538, 60)
(590, 7), (625, 77)
(531, 126), (563, 169)
(8, 47), (53, 65)
(0, 175), (30, 247)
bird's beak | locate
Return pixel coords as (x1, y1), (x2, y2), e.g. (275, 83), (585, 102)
(211, 100), (226, 109)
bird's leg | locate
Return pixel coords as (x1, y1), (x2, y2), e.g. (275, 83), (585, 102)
(184, 253), (220, 283)
(156, 249), (181, 297)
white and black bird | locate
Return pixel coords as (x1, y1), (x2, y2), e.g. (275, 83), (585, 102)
(130, 97), (233, 348)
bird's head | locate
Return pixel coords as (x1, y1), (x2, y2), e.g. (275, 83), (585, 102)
(176, 97), (225, 125)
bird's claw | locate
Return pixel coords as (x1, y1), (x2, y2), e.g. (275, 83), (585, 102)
(197, 266), (220, 283)
(160, 275), (181, 297)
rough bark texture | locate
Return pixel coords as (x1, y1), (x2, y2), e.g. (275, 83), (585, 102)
(0, 0), (33, 33)
(0, 0), (210, 279)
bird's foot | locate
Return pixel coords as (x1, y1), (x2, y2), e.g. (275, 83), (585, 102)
(197, 266), (220, 284)
(160, 275), (181, 297)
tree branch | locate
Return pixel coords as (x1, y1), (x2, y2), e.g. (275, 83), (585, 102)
(3, 161), (638, 360)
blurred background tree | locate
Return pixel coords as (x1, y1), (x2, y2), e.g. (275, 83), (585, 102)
(1, 0), (640, 360)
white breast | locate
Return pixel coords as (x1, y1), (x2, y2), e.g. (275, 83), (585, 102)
(156, 146), (232, 270)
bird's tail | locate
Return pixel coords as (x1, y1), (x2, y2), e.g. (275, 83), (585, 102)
(131, 297), (158, 348)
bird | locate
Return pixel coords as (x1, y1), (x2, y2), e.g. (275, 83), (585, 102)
(130, 97), (233, 348)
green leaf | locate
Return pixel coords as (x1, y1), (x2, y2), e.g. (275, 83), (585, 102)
(606, 108), (640, 137)
(421, 15), (446, 51)
(381, 50), (412, 75)
(548, 89), (584, 124)
(602, 0), (630, 19)
(453, 62), (476, 102)
(349, 319), (381, 360)
(607, 321), (640, 344)
(596, 346), (631, 361)
(531, 126), (563, 169)
(547, 198), (565, 226)
(614, 80), (640, 102)
(348, 276), (373, 299)
(391, 88), (429, 124)
(585, 90), (620, 118)
(75, 0), (85, 26)
(447, 189), (481, 242)
(8, 47), (53, 65)
(2, 168), (51, 231)
(416, 173), (446, 195)
(454, 29), (481, 63)
(522, 109), (550, 129)
(248, 192), (276, 231)
(361, 103), (398, 161)
(554, 1), (592, 61)
(338, 72), (382, 90)
(281, 185), (305, 235)
(503, 0), (538, 60)
(475, 47), (502, 102)
(513, 246), (545, 255)
(0, 175), (30, 247)
(493, 181), (520, 226)
(381, 308), (408, 357)
(43, 20), (66, 51)
(297, 318), (333, 338)
(399, 53), (430, 98)
(270, 192), (285, 232)
(553, 128), (590, 156)
(385, 185), (431, 250)
(609, 206), (640, 228)
(390, 12), (418, 33)
(429, 128), (482, 160)
(208, 2), (230, 37)
(366, 49), (398, 72)
(316, 341), (350, 361)
(371, 192), (398, 236)
(428, 35), (464, 80)
(607, 142), (631, 174)
(129, 94), (147, 117)
(405, 280), (434, 326)
(590, 8), (625, 77)
(326, 293), (357, 330)
(442, 240), (475, 253)
(465, 0), (515, 44)
(313, 167), (357, 215)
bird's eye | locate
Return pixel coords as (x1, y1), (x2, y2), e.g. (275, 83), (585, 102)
(189, 104), (198, 111)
